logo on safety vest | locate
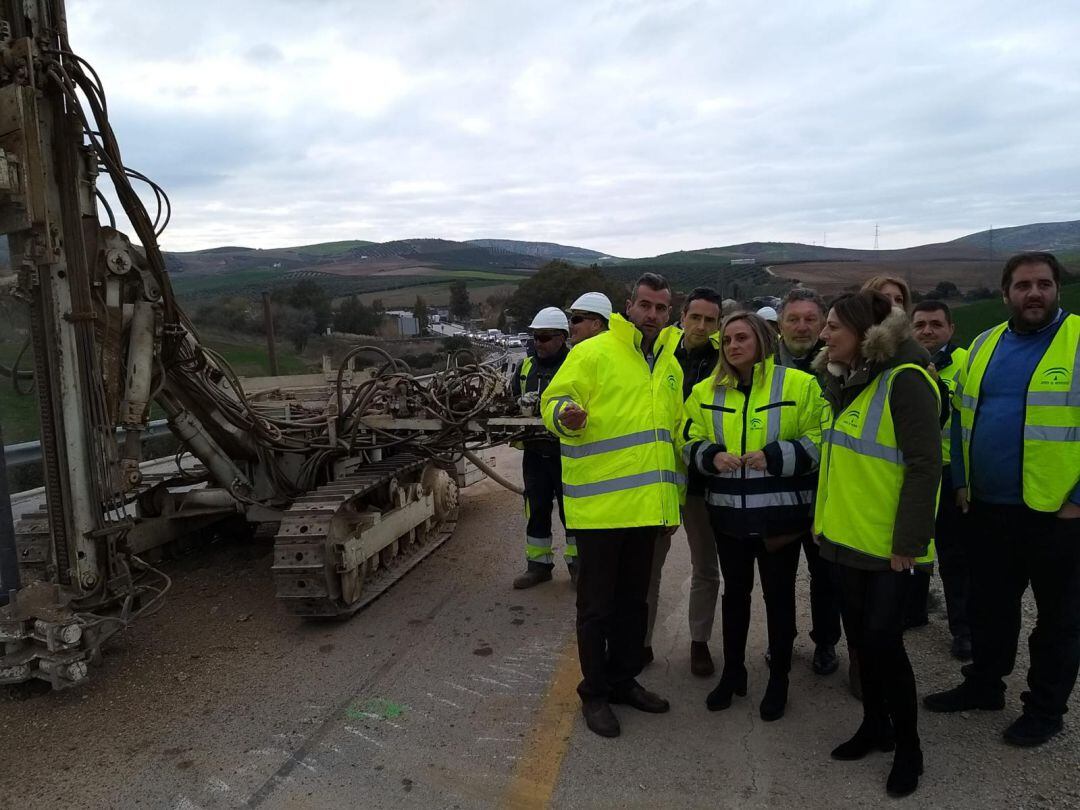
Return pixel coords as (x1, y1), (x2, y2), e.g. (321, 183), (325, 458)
(666, 374), (677, 390)
(842, 409), (861, 429)
(749, 417), (763, 430)
(1041, 367), (1070, 385)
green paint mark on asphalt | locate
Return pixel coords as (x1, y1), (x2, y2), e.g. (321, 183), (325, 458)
(345, 697), (408, 721)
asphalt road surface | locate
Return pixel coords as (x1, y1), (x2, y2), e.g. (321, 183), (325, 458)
(2, 447), (1077, 809)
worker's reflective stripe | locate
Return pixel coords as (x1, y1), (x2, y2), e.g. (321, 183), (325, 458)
(559, 428), (673, 459)
(564, 469), (686, 498)
(765, 367), (788, 443)
(694, 441), (710, 473)
(525, 537), (554, 563)
(1024, 425), (1080, 442)
(960, 427), (972, 442)
(960, 394), (978, 410)
(779, 440), (796, 477)
(967, 328), (996, 369)
(1028, 391), (1080, 406)
(797, 435), (820, 465)
(861, 368), (895, 441)
(711, 387), (727, 448)
(822, 429), (904, 465)
(706, 490), (815, 509)
(551, 397), (577, 437)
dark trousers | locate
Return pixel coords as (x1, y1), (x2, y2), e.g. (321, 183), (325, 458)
(522, 449), (570, 565)
(800, 533), (842, 646)
(838, 565), (920, 752)
(904, 470), (971, 635)
(936, 470), (970, 640)
(574, 527), (658, 701)
(715, 530), (802, 676)
(963, 502), (1080, 720)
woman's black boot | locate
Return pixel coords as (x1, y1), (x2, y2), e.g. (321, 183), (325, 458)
(831, 718), (896, 760)
(886, 747), (924, 798)
(759, 674), (789, 721)
(705, 668), (748, 711)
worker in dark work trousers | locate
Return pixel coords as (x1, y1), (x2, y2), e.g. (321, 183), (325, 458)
(925, 252), (1080, 748)
(910, 300), (971, 659)
(774, 288), (843, 677)
(644, 287), (722, 675)
(510, 307), (576, 588)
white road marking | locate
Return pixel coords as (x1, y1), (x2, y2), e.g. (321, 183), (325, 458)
(477, 737), (520, 743)
(344, 726), (385, 748)
(446, 681), (485, 697)
(489, 665), (541, 681)
(426, 692), (462, 709)
(472, 675), (512, 688)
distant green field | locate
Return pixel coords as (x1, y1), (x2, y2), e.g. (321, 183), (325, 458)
(201, 338), (314, 377)
(287, 240), (375, 257)
(170, 267), (287, 298)
(951, 282), (1080, 345)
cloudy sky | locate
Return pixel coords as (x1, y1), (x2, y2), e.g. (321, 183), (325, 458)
(68, 0), (1079, 257)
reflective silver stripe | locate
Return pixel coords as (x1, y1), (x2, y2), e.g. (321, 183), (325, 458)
(1024, 425), (1080, 442)
(797, 435), (820, 466)
(563, 469), (686, 498)
(968, 328), (997, 367)
(1028, 391), (1080, 407)
(705, 490), (815, 509)
(711, 386), (727, 447)
(560, 429), (673, 459)
(765, 367), (787, 443)
(960, 394), (978, 411)
(779, 440), (796, 476)
(681, 441), (695, 467)
(694, 441), (709, 473)
(960, 427), (972, 442)
(551, 397), (577, 437)
(822, 428), (904, 464)
(861, 368), (894, 441)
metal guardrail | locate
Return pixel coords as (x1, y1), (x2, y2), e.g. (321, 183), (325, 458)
(2, 419), (172, 470)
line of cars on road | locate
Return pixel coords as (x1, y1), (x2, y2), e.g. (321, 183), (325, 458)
(463, 328), (531, 350)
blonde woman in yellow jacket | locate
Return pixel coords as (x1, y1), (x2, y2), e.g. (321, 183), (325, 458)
(680, 312), (825, 722)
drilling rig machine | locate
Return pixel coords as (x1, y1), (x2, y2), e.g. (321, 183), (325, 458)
(0, 0), (539, 691)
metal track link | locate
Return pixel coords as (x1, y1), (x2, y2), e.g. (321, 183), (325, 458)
(271, 453), (458, 618)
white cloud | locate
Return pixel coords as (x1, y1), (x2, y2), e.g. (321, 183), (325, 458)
(63, 0), (1080, 256)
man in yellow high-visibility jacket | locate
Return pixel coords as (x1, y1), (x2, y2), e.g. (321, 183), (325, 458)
(925, 252), (1080, 749)
(909, 300), (970, 658)
(541, 272), (684, 738)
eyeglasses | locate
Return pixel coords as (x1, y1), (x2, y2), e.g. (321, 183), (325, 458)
(569, 314), (598, 325)
(533, 333), (561, 343)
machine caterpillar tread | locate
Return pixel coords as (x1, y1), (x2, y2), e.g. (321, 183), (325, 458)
(271, 453), (460, 618)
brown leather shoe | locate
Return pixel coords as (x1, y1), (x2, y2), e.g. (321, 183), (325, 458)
(690, 641), (715, 677)
(582, 700), (620, 737)
(610, 681), (670, 713)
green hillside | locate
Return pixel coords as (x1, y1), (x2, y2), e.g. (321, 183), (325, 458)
(951, 282), (1080, 345)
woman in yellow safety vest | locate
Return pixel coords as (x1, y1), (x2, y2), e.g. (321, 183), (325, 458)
(813, 290), (941, 799)
(681, 312), (825, 723)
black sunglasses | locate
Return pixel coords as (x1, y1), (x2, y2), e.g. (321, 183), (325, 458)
(533, 333), (561, 343)
(569, 314), (598, 325)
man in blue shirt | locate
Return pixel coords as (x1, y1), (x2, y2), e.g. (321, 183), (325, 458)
(925, 253), (1080, 748)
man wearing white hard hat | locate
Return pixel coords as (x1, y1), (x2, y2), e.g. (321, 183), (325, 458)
(510, 306), (577, 588)
(568, 291), (612, 345)
(756, 305), (781, 334)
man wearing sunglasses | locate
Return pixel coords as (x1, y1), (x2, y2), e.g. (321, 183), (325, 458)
(510, 307), (576, 589)
(567, 291), (612, 345)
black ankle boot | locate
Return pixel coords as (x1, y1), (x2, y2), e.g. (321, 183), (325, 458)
(705, 668), (748, 711)
(886, 747), (923, 798)
(759, 674), (788, 722)
(831, 719), (896, 760)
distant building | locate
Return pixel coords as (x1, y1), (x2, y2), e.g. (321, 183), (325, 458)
(384, 310), (419, 337)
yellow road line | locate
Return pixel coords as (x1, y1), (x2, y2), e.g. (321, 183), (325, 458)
(502, 638), (580, 809)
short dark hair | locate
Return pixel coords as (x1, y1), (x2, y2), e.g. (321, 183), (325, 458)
(829, 290), (894, 343)
(912, 300), (953, 324)
(632, 272), (670, 301)
(779, 287), (826, 317)
(683, 286), (722, 312)
(1001, 252), (1062, 290)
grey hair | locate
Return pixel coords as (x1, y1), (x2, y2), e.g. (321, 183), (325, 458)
(779, 287), (826, 317)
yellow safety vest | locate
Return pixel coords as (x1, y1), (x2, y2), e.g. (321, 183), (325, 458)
(957, 314), (1080, 512)
(814, 363), (940, 564)
(541, 315), (684, 529)
(937, 347), (967, 466)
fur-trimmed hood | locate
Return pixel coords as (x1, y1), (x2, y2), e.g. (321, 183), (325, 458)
(811, 308), (929, 379)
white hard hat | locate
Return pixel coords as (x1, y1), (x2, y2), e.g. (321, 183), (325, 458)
(756, 306), (779, 323)
(569, 291), (612, 321)
(528, 306), (569, 332)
